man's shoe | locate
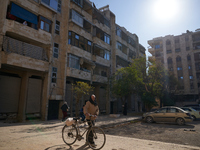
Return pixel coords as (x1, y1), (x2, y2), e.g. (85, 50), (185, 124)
(90, 143), (96, 147)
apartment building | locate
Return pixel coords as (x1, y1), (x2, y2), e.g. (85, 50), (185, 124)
(148, 29), (200, 106)
(0, 0), (145, 122)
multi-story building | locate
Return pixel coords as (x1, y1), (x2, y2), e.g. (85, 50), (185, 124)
(148, 29), (200, 106)
(0, 0), (145, 122)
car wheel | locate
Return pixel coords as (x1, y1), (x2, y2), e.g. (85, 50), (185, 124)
(176, 118), (185, 125)
(146, 116), (153, 123)
(191, 115), (196, 121)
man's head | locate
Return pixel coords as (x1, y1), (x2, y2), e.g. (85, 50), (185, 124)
(91, 94), (96, 101)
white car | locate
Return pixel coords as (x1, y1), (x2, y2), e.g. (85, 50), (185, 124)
(181, 107), (200, 120)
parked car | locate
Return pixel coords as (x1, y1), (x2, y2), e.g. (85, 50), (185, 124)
(184, 104), (200, 111)
(142, 106), (193, 125)
(181, 107), (200, 120)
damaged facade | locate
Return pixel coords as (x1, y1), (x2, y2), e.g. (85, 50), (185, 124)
(148, 29), (200, 106)
(0, 0), (145, 122)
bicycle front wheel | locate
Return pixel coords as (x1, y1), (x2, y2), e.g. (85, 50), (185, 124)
(87, 126), (106, 150)
(62, 125), (78, 145)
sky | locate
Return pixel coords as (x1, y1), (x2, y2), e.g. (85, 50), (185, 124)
(90, 0), (200, 57)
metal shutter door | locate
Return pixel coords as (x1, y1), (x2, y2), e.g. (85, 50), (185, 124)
(26, 78), (42, 113)
(0, 75), (21, 113)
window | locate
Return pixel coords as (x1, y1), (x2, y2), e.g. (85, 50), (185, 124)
(157, 108), (167, 113)
(57, 0), (61, 13)
(87, 41), (92, 53)
(41, 0), (58, 11)
(116, 42), (122, 50)
(166, 40), (171, 45)
(175, 48), (181, 52)
(53, 43), (59, 58)
(104, 50), (110, 60)
(51, 67), (57, 83)
(71, 0), (83, 7)
(190, 83), (194, 89)
(179, 76), (183, 79)
(188, 66), (191, 69)
(176, 56), (181, 62)
(167, 50), (172, 54)
(68, 54), (80, 69)
(104, 33), (110, 45)
(68, 31), (92, 53)
(116, 26), (122, 37)
(71, 9), (83, 27)
(39, 16), (52, 33)
(186, 47), (190, 51)
(175, 39), (179, 43)
(155, 44), (160, 49)
(55, 20), (60, 35)
(187, 55), (191, 61)
(167, 58), (172, 64)
(177, 67), (182, 70)
(185, 36), (189, 41)
(189, 76), (193, 79)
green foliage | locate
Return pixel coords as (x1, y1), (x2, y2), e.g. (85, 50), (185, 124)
(110, 57), (179, 110)
(141, 92), (158, 111)
(72, 81), (94, 116)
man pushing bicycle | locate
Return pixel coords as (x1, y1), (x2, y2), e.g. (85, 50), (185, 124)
(84, 94), (99, 147)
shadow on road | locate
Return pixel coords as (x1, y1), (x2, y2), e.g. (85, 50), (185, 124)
(44, 144), (91, 150)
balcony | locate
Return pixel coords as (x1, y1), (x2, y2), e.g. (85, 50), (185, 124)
(4, 19), (51, 45)
(66, 67), (91, 81)
(92, 74), (108, 83)
(2, 36), (48, 61)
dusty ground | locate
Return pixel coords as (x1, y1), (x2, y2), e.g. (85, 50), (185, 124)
(104, 120), (200, 147)
(0, 117), (200, 149)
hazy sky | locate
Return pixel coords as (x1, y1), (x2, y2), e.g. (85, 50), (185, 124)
(91, 0), (200, 57)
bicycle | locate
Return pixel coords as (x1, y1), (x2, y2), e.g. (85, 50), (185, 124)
(62, 115), (106, 150)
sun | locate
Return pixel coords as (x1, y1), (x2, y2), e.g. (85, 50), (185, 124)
(153, 0), (179, 21)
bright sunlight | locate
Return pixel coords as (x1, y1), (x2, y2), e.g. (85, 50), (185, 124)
(153, 0), (179, 22)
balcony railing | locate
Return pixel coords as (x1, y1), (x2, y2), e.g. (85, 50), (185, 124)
(3, 36), (48, 61)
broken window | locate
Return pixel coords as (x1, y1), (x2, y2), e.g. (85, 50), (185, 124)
(67, 54), (80, 69)
(83, 19), (91, 33)
(71, 0), (83, 7)
(71, 9), (83, 27)
(129, 50), (136, 59)
(116, 26), (122, 37)
(116, 41), (127, 55)
(68, 31), (92, 53)
(93, 64), (108, 77)
(93, 27), (110, 44)
(116, 56), (129, 67)
(93, 44), (110, 60)
(93, 8), (110, 28)
(128, 36), (136, 48)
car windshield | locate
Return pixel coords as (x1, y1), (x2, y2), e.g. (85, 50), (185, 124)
(190, 108), (197, 111)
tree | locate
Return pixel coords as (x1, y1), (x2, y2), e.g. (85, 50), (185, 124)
(111, 57), (179, 111)
(72, 81), (94, 116)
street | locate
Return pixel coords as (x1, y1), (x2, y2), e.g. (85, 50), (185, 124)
(0, 117), (200, 150)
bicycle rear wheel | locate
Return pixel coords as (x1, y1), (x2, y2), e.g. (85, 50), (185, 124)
(87, 126), (106, 150)
(62, 125), (78, 145)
